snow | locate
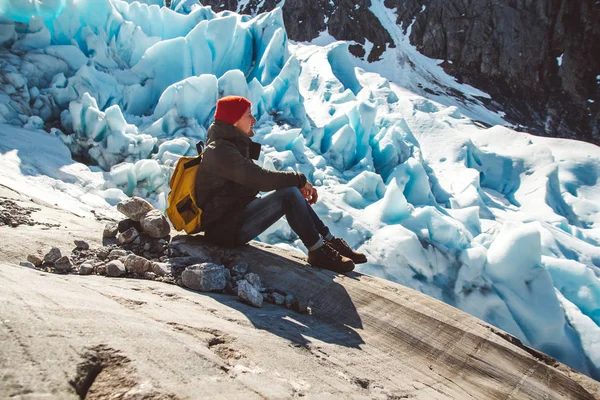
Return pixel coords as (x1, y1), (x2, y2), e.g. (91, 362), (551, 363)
(1, 0), (600, 380)
(557, 53), (563, 66)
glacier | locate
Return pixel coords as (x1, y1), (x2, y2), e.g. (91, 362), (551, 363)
(0, 0), (599, 379)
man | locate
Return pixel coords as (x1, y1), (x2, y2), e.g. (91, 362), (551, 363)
(195, 96), (367, 273)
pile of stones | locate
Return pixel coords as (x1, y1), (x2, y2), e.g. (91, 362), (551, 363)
(19, 196), (303, 311)
(0, 197), (60, 228)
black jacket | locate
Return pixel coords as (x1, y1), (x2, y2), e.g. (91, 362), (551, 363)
(196, 121), (306, 246)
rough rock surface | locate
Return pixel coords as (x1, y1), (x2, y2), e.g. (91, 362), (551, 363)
(106, 260), (126, 277)
(181, 263), (227, 292)
(237, 279), (263, 308)
(78, 263), (94, 275)
(124, 254), (153, 275)
(0, 188), (598, 398)
(139, 209), (170, 238)
(118, 227), (139, 245)
(27, 254), (42, 267)
(73, 240), (89, 250)
(244, 272), (262, 289)
(43, 247), (61, 264)
(54, 256), (73, 273)
(103, 222), (118, 238)
(116, 197), (154, 221)
(204, 0), (600, 145)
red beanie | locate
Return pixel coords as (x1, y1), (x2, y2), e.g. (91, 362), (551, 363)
(214, 96), (252, 125)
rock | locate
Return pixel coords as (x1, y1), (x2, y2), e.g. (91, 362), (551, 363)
(224, 281), (237, 295)
(118, 227), (139, 244)
(285, 294), (295, 309)
(108, 249), (128, 259)
(118, 219), (142, 233)
(97, 247), (110, 260)
(20, 261), (36, 269)
(143, 243), (151, 251)
(133, 237), (141, 245)
(124, 254), (152, 275)
(237, 280), (263, 308)
(144, 272), (156, 280)
(140, 209), (170, 238)
(27, 254), (43, 267)
(79, 263), (94, 275)
(224, 268), (231, 282)
(152, 262), (170, 277)
(44, 247), (61, 264)
(272, 292), (286, 306)
(116, 197), (154, 221)
(106, 260), (126, 277)
(96, 264), (107, 275)
(181, 263), (226, 292)
(54, 256), (73, 273)
(231, 263), (248, 276)
(244, 272), (261, 289)
(103, 222), (119, 238)
(74, 240), (89, 250)
(167, 257), (207, 268)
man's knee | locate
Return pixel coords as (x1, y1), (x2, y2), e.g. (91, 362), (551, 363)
(277, 186), (302, 197)
(276, 186), (304, 205)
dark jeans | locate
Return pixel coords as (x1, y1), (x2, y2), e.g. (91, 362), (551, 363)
(235, 187), (330, 248)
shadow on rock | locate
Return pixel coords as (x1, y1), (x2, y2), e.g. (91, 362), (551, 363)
(172, 234), (365, 350)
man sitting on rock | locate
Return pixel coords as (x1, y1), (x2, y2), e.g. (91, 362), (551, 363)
(195, 96), (367, 273)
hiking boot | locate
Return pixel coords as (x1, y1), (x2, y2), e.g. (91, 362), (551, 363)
(307, 243), (355, 273)
(326, 237), (367, 264)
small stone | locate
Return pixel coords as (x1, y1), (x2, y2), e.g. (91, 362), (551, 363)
(27, 254), (43, 267)
(285, 294), (295, 309)
(116, 197), (154, 221)
(143, 243), (151, 251)
(54, 256), (73, 273)
(133, 237), (141, 245)
(118, 219), (142, 233)
(140, 209), (170, 238)
(96, 264), (107, 275)
(244, 272), (261, 289)
(108, 249), (128, 259)
(118, 227), (139, 244)
(272, 292), (285, 305)
(231, 263), (248, 276)
(79, 263), (94, 275)
(237, 280), (263, 308)
(44, 247), (62, 264)
(152, 262), (170, 277)
(97, 247), (110, 260)
(124, 254), (152, 275)
(106, 260), (126, 277)
(103, 222), (119, 238)
(158, 239), (167, 246)
(144, 272), (156, 280)
(74, 240), (89, 250)
(181, 263), (226, 292)
(20, 261), (36, 269)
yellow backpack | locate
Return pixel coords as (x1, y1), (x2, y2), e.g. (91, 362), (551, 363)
(166, 142), (204, 234)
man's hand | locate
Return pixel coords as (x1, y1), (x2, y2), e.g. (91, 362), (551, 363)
(301, 182), (319, 205)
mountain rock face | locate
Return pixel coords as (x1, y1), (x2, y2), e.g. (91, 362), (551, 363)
(204, 0), (600, 145)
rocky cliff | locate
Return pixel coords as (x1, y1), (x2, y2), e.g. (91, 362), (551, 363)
(203, 0), (600, 145)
